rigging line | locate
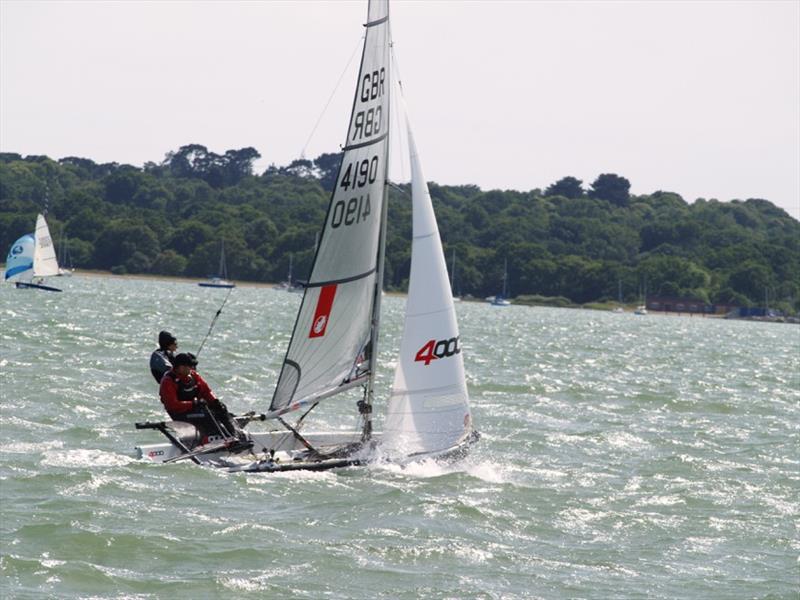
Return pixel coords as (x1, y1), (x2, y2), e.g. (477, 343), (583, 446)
(300, 35), (364, 159)
(294, 401), (320, 433)
(277, 416), (320, 455)
(196, 285), (234, 358)
(388, 181), (410, 198)
(390, 44), (410, 184)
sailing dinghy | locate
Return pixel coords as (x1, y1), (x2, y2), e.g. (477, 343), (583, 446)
(490, 258), (511, 306)
(4, 214), (62, 292)
(135, 0), (477, 472)
(198, 239), (235, 288)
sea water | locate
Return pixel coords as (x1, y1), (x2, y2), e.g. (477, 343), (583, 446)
(1, 275), (798, 599)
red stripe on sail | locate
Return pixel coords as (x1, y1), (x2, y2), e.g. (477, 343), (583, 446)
(309, 284), (337, 338)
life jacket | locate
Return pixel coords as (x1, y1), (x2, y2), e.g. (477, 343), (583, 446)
(150, 349), (174, 383)
(164, 370), (198, 402)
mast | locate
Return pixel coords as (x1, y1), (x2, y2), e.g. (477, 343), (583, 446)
(363, 8), (391, 442)
(219, 239), (227, 279)
(502, 257), (508, 298)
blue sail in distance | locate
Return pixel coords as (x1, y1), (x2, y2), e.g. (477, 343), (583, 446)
(4, 234), (35, 281)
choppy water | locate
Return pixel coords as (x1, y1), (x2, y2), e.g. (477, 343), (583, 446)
(1, 275), (798, 599)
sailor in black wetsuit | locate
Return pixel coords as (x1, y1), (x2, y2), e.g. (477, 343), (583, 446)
(150, 330), (177, 383)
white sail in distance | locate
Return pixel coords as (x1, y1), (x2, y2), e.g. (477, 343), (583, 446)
(270, 0), (391, 413)
(33, 214), (60, 278)
(383, 119), (473, 456)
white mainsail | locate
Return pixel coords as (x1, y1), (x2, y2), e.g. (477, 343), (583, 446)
(270, 0), (391, 414)
(33, 214), (60, 278)
(383, 120), (473, 456)
(4, 234), (35, 283)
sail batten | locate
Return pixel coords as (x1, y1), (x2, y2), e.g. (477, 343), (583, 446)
(306, 267), (377, 288)
(343, 133), (389, 152)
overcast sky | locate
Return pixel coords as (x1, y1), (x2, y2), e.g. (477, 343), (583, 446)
(1, 0), (798, 219)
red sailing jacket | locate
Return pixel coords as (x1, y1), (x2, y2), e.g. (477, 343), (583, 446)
(159, 369), (218, 416)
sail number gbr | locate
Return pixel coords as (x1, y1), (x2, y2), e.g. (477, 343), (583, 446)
(415, 336), (461, 366)
(352, 68), (385, 142)
(331, 156), (379, 229)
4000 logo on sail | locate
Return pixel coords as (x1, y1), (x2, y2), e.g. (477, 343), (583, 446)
(414, 336), (461, 366)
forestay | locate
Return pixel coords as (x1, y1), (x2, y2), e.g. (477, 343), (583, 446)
(383, 120), (473, 456)
(270, 0), (391, 413)
(34, 214), (60, 278)
(4, 234), (35, 283)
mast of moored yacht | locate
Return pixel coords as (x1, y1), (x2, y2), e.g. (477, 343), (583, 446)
(219, 239), (227, 279)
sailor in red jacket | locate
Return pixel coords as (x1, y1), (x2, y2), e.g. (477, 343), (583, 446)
(159, 352), (240, 441)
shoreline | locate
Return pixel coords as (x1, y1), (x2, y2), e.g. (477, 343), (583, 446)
(12, 270), (797, 323)
(70, 269), (281, 288)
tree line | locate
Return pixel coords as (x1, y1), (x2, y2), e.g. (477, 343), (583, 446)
(0, 145), (798, 312)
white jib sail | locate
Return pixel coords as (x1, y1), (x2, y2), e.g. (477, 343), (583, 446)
(383, 119), (473, 456)
(270, 0), (390, 413)
(4, 234), (35, 283)
(33, 214), (60, 278)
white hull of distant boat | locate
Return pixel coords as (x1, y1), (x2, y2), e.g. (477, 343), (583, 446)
(634, 305), (648, 315)
(198, 277), (235, 289)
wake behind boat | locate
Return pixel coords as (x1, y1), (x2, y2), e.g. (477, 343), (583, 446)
(135, 0), (478, 472)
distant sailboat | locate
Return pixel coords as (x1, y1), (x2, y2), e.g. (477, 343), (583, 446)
(273, 253), (303, 293)
(198, 239), (235, 288)
(634, 278), (648, 315)
(56, 231), (74, 277)
(4, 214), (62, 292)
(491, 258), (511, 306)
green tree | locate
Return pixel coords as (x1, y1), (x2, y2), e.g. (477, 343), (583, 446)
(93, 221), (160, 270)
(545, 176), (583, 199)
(590, 173), (631, 206)
(313, 152), (343, 192)
(728, 260), (773, 303)
(151, 250), (188, 276)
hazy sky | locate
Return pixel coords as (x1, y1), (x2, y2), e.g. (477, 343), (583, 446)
(1, 1), (798, 219)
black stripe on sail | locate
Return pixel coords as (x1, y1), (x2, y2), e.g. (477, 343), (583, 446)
(365, 15), (389, 28)
(343, 132), (388, 152)
(307, 267), (376, 289)
(270, 359), (302, 411)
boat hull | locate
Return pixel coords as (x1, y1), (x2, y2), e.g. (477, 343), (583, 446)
(135, 428), (479, 472)
(16, 282), (62, 292)
(198, 282), (236, 288)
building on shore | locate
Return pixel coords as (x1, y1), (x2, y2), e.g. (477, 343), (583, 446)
(646, 296), (739, 316)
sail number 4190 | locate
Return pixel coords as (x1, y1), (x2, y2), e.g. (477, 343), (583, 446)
(415, 337), (461, 366)
(331, 194), (371, 228)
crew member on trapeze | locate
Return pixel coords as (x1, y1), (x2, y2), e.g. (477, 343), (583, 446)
(159, 352), (246, 443)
